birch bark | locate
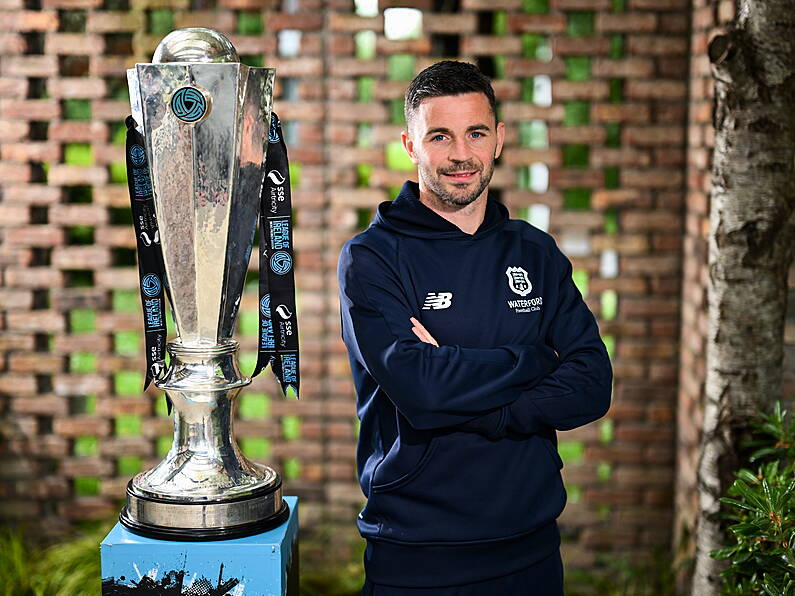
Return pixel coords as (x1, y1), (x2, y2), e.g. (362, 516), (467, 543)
(692, 2), (795, 593)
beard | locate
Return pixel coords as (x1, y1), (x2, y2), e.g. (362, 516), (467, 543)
(420, 157), (495, 207)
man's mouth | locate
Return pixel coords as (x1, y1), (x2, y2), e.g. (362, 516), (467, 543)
(442, 170), (478, 181)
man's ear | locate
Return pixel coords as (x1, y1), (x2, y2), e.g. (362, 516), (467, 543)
(401, 129), (419, 165)
(494, 121), (506, 160)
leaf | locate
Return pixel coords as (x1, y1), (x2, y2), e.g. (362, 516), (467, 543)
(737, 469), (762, 485)
(720, 497), (759, 512)
(751, 447), (785, 462)
(733, 479), (770, 511)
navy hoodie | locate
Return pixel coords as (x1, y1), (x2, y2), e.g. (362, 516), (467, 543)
(337, 181), (613, 588)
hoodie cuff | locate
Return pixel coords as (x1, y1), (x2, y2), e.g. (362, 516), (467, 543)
(455, 406), (509, 440)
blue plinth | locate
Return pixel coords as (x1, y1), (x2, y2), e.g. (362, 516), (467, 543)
(100, 496), (298, 596)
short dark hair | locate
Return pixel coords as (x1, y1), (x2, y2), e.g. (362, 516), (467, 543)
(404, 60), (497, 127)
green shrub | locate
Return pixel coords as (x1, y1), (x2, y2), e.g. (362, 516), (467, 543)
(0, 524), (105, 596)
(710, 400), (795, 595)
(564, 545), (677, 596)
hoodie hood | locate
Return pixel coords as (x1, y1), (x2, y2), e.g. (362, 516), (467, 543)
(374, 180), (508, 239)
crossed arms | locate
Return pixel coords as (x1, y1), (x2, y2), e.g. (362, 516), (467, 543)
(337, 240), (612, 437)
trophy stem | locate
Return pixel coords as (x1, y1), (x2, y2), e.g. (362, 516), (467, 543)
(120, 341), (289, 540)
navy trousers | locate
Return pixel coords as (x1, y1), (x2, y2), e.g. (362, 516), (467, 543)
(361, 548), (564, 596)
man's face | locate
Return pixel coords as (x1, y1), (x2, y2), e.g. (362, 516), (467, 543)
(402, 92), (505, 207)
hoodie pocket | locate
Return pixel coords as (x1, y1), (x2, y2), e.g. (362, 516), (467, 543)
(370, 430), (567, 543)
(371, 436), (438, 493)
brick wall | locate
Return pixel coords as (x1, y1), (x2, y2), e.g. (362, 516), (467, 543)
(322, 0), (692, 569)
(0, 0), (740, 576)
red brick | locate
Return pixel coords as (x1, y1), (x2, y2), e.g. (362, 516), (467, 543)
(549, 169), (603, 188)
(328, 13), (382, 32)
(626, 80), (687, 100)
(1, 55), (58, 78)
(461, 0), (524, 8)
(0, 162), (30, 183)
(502, 148), (561, 167)
(549, 125), (607, 144)
(51, 246), (111, 268)
(623, 125), (684, 146)
(86, 11), (144, 32)
(60, 457), (115, 477)
(7, 311), (65, 332)
(590, 234), (649, 254)
(621, 210), (681, 231)
(0, 10), (58, 32)
(718, 0), (735, 22)
(461, 36), (522, 56)
(0, 289), (32, 309)
(621, 168), (683, 188)
(655, 102), (687, 123)
(591, 148), (651, 167)
(0, 99), (60, 120)
(0, 373), (37, 395)
(0, 119), (28, 141)
(49, 204), (108, 226)
(659, 12), (689, 33)
(0, 76), (27, 97)
(424, 14), (477, 35)
(596, 13), (657, 33)
(593, 58), (654, 78)
(47, 77), (107, 99)
(5, 266), (64, 287)
(0, 32), (26, 53)
(2, 184), (62, 204)
(5, 226), (65, 246)
(629, 0), (687, 8)
(48, 121), (108, 142)
(627, 35), (688, 55)
(500, 102), (564, 122)
(553, 81), (610, 101)
(53, 374), (111, 396)
(659, 57), (688, 78)
(173, 10), (235, 30)
(91, 100), (128, 120)
(618, 340), (677, 360)
(90, 56), (129, 77)
(1, 142), (60, 162)
(552, 37), (612, 55)
(46, 165), (108, 186)
(620, 255), (679, 275)
(0, 204), (29, 224)
(376, 38), (431, 56)
(505, 57), (566, 77)
(44, 32), (104, 55)
(508, 14), (567, 34)
(11, 395), (68, 416)
(329, 101), (388, 122)
(552, 0), (611, 8)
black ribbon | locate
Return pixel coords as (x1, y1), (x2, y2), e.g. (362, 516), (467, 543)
(124, 116), (168, 404)
(252, 113), (300, 398)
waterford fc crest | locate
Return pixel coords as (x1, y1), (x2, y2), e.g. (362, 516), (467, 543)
(506, 266), (532, 296)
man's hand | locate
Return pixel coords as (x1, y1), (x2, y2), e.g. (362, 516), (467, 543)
(410, 317), (439, 347)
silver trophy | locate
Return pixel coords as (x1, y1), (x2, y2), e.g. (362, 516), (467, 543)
(119, 28), (288, 539)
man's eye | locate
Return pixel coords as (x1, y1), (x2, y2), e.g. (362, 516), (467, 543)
(471, 131), (485, 138)
(431, 135), (445, 141)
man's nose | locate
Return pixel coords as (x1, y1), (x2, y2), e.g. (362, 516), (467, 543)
(448, 137), (472, 162)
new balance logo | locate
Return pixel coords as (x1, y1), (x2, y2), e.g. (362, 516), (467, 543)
(422, 292), (453, 310)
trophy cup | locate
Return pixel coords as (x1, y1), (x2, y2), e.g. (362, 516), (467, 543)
(119, 28), (289, 540)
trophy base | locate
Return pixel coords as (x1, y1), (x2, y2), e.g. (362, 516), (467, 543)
(119, 480), (290, 541)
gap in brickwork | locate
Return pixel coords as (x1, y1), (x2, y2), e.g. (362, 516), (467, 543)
(23, 32), (44, 54)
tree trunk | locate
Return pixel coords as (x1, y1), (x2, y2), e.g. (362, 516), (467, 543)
(691, 2), (795, 594)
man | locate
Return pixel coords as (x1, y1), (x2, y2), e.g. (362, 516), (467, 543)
(337, 60), (613, 595)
